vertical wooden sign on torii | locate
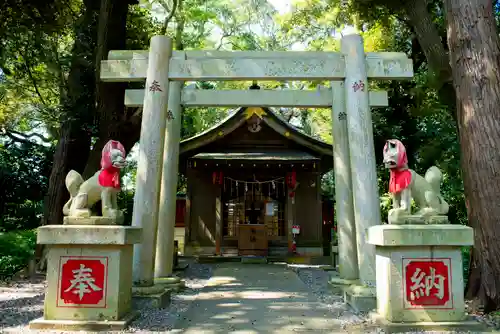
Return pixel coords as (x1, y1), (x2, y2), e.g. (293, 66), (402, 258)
(99, 35), (413, 296)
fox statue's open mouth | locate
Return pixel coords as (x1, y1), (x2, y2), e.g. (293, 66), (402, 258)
(112, 158), (126, 168)
(384, 159), (398, 168)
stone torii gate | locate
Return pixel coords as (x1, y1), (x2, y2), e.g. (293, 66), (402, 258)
(100, 33), (413, 308)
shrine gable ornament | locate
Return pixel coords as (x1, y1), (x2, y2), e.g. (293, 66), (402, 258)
(62, 140), (127, 224)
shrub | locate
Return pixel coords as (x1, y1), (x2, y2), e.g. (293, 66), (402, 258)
(0, 230), (37, 280)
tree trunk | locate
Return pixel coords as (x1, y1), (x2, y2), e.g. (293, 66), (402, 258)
(82, 0), (140, 178)
(402, 0), (458, 125)
(444, 0), (500, 311)
(40, 0), (100, 229)
(403, 0), (451, 83)
(37, 0), (101, 268)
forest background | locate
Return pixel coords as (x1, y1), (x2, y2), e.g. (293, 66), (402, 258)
(1, 0), (499, 311)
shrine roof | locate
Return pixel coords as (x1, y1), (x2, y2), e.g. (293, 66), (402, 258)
(191, 151), (320, 161)
(180, 106), (333, 158)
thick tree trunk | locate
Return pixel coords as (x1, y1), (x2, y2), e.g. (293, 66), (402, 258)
(82, 0), (139, 178)
(40, 0), (100, 228)
(41, 127), (90, 227)
(444, 0), (500, 311)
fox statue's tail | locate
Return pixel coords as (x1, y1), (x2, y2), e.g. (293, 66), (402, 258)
(424, 166), (442, 193)
(62, 170), (84, 216)
(425, 166), (449, 215)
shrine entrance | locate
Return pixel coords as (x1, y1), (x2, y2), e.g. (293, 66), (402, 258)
(100, 34), (414, 291)
(177, 105), (332, 257)
(222, 177), (286, 237)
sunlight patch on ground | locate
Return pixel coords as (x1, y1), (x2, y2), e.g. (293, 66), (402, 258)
(206, 276), (237, 286)
(194, 289), (299, 301)
(0, 285), (44, 301)
(221, 282), (244, 287)
(211, 310), (246, 320)
(237, 290), (294, 299)
(217, 302), (242, 307)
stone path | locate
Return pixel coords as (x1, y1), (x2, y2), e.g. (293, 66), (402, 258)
(172, 263), (361, 333)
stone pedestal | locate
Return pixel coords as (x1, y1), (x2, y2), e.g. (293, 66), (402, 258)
(132, 284), (172, 309)
(343, 284), (377, 314)
(29, 225), (142, 331)
(367, 224), (483, 332)
(155, 276), (185, 291)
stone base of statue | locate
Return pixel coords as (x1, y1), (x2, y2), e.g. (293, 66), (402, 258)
(388, 214), (449, 225)
(368, 313), (486, 333)
(29, 224), (142, 331)
(63, 216), (119, 225)
(366, 223), (483, 331)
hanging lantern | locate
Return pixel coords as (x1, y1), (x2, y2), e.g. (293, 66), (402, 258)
(287, 171), (297, 189)
(287, 171), (298, 199)
(212, 171), (224, 185)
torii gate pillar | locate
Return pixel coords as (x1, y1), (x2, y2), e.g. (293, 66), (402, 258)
(130, 36), (173, 306)
(341, 33), (381, 312)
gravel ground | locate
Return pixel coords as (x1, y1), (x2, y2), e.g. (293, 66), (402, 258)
(0, 274), (45, 331)
(287, 264), (365, 324)
(0, 261), (498, 333)
(291, 264), (496, 334)
(126, 261), (212, 332)
(0, 260), (213, 333)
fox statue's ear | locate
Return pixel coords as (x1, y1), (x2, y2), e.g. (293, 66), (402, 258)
(395, 140), (408, 167)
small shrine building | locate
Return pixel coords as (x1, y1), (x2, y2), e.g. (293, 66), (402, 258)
(178, 105), (334, 257)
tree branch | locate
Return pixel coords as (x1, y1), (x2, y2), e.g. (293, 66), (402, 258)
(158, 0), (178, 35)
(401, 0), (452, 84)
(21, 51), (47, 106)
(174, 0), (184, 50)
(1, 128), (51, 144)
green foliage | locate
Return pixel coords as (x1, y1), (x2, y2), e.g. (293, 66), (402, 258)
(321, 170), (335, 201)
(0, 0), (78, 131)
(127, 4), (163, 50)
(117, 190), (135, 226)
(0, 230), (37, 280)
(0, 0), (468, 247)
(276, 0), (466, 225)
(0, 141), (53, 232)
(462, 246), (470, 285)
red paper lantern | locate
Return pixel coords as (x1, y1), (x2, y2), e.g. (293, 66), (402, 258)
(212, 171), (224, 185)
(286, 171), (296, 189)
(287, 171), (297, 198)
